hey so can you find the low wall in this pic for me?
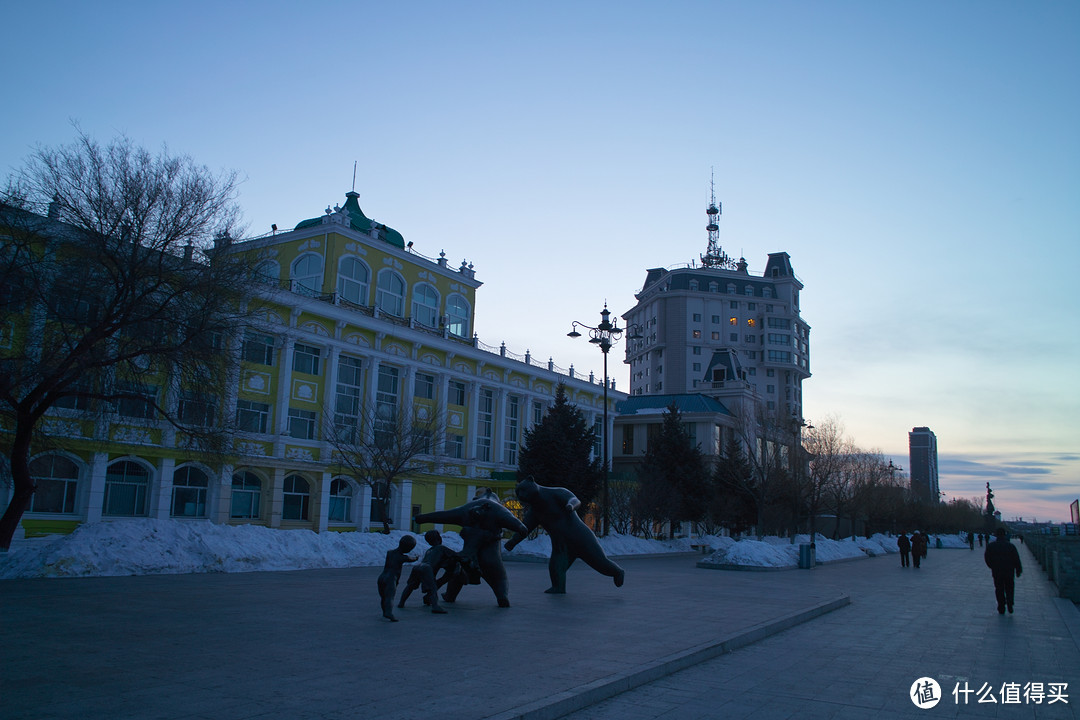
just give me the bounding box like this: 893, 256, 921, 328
1022, 533, 1080, 603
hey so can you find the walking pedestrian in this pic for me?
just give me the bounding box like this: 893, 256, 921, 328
910, 531, 927, 568
984, 527, 1022, 614
897, 533, 911, 567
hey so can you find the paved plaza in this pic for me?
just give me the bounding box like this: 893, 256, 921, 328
1, 542, 1077, 719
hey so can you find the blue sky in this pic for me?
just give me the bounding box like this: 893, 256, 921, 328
3, 1, 1077, 522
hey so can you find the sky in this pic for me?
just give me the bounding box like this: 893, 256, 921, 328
2, 1, 1077, 522
0, 516, 951, 579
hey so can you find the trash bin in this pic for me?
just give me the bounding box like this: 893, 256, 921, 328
799, 543, 816, 569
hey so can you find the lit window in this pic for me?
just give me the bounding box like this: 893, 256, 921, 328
692, 330, 701, 338
729, 317, 737, 326
747, 318, 756, 327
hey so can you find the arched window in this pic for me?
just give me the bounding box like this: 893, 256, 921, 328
411, 283, 440, 328
282, 474, 310, 521
337, 257, 370, 305
447, 294, 470, 338
375, 270, 405, 316
28, 454, 79, 514
254, 260, 279, 285
103, 460, 150, 516
230, 471, 262, 519
329, 478, 353, 523
171, 466, 209, 518
290, 253, 323, 296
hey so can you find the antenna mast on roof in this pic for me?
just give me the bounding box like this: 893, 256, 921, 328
351, 161, 357, 192
700, 168, 736, 269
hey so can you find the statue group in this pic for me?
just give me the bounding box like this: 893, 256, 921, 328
382, 478, 626, 619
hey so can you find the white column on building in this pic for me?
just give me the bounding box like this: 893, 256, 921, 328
275, 336, 297, 437
494, 388, 507, 466
215, 464, 234, 524
84, 452, 109, 523
364, 358, 380, 445
317, 469, 332, 532
360, 483, 373, 532
269, 466, 286, 528
396, 480, 413, 531
466, 381, 480, 461
323, 344, 341, 456
154, 456, 176, 519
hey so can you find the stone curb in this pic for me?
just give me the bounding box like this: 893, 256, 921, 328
483, 593, 851, 720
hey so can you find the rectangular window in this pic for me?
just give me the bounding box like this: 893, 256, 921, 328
768, 317, 790, 329
532, 400, 544, 426
414, 372, 435, 400
446, 433, 464, 459
504, 395, 520, 465
730, 333, 738, 341
334, 356, 363, 444
711, 315, 720, 324
116, 383, 157, 420
767, 350, 792, 363
236, 399, 270, 433
692, 347, 702, 356
178, 392, 217, 427
288, 408, 317, 440
711, 332, 720, 340
746, 335, 756, 343
449, 380, 466, 407
621, 424, 634, 455
375, 366, 399, 447
692, 330, 701, 338
692, 313, 702, 322
767, 333, 791, 345
692, 362, 701, 371
242, 331, 275, 366
730, 301, 739, 309
292, 343, 321, 375
593, 417, 603, 459
729, 317, 738, 325
477, 389, 494, 462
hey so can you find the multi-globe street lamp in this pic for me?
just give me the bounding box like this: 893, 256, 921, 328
568, 304, 640, 536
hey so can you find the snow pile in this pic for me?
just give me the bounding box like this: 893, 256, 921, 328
0, 520, 972, 580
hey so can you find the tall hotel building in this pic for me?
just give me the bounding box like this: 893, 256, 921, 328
612, 196, 810, 469
908, 426, 940, 502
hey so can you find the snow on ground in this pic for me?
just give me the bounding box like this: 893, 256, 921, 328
0, 518, 970, 579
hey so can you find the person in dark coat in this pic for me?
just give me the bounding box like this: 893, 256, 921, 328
897, 533, 911, 567
910, 531, 928, 568
984, 527, 1023, 614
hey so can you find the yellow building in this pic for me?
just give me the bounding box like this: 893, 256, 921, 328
3, 192, 625, 537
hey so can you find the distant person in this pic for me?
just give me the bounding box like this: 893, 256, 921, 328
398, 530, 460, 614
978, 533, 984, 548
377, 535, 417, 622
910, 531, 928, 568
897, 533, 911, 567
984, 528, 1022, 614
968, 532, 975, 550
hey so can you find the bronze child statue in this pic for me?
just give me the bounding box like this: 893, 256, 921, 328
377, 535, 417, 622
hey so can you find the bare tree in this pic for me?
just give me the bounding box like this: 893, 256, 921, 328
0, 131, 250, 549
723, 400, 802, 538
802, 416, 851, 541
323, 398, 442, 534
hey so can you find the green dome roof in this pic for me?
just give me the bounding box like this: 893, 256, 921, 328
294, 191, 405, 249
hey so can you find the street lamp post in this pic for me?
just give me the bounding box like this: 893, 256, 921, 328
568, 304, 640, 536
